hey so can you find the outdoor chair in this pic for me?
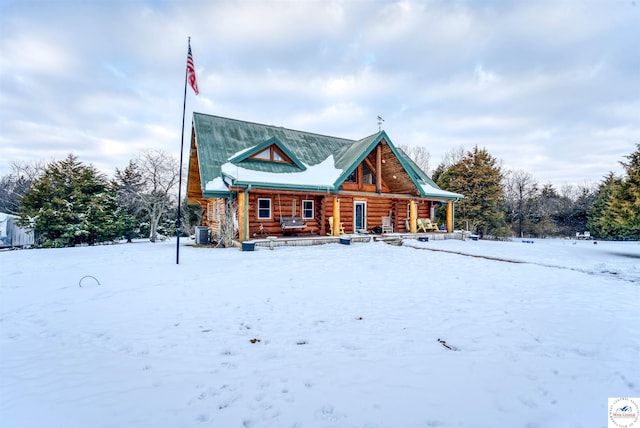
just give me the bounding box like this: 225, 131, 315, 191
417, 218, 438, 232
381, 216, 393, 233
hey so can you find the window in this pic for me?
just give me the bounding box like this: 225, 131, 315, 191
257, 198, 271, 219
346, 170, 357, 182
302, 200, 314, 219
253, 148, 271, 160
250, 145, 291, 164
362, 163, 375, 185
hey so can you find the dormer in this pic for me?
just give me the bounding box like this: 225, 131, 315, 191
229, 137, 306, 172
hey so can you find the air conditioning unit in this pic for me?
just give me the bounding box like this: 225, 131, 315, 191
195, 226, 210, 245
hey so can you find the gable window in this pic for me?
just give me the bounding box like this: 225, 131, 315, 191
362, 163, 376, 185
302, 200, 314, 219
346, 170, 357, 182
254, 148, 271, 160
250, 145, 292, 164
257, 198, 272, 219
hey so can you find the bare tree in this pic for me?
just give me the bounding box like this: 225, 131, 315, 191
503, 169, 539, 237
217, 198, 238, 248
137, 150, 180, 243
440, 145, 466, 169
0, 160, 47, 214
397, 144, 432, 174
431, 145, 466, 184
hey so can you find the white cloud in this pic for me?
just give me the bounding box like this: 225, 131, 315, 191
0, 0, 638, 188
0, 35, 77, 76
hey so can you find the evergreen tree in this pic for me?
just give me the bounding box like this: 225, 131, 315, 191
112, 160, 146, 242
436, 146, 506, 237
572, 183, 597, 233
533, 184, 562, 237
587, 173, 623, 239
18, 154, 127, 247
589, 144, 640, 239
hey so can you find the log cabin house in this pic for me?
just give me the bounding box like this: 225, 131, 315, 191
187, 113, 463, 242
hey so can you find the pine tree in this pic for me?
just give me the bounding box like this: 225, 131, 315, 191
112, 160, 146, 242
19, 154, 127, 247
587, 173, 622, 239
589, 144, 640, 239
533, 184, 562, 237
436, 146, 506, 237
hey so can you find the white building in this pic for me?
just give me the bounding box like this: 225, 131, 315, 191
0, 212, 35, 248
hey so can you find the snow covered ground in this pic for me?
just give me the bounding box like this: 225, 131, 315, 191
1, 237, 638, 428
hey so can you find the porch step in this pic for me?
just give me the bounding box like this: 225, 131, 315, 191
374, 236, 403, 246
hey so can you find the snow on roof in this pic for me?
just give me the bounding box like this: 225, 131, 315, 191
419, 183, 464, 199
204, 177, 228, 192
0, 212, 16, 221
219, 156, 341, 188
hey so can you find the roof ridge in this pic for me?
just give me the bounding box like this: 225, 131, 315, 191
193, 111, 357, 143
356, 131, 384, 142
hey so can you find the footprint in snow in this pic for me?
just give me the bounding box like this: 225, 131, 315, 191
316, 404, 345, 423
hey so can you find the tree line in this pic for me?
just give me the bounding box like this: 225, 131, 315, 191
430, 143, 639, 240
0, 150, 200, 248
1, 144, 638, 247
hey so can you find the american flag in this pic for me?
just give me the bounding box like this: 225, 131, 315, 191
187, 43, 199, 95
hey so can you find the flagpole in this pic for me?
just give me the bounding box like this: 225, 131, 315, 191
176, 36, 190, 265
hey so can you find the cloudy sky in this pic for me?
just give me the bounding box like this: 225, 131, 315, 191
1, 0, 638, 187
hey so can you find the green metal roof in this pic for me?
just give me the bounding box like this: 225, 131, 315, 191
333, 132, 382, 185
191, 112, 462, 200
193, 113, 353, 189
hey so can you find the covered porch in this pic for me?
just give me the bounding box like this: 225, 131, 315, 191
232, 190, 460, 242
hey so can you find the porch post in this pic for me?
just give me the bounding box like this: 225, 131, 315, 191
238, 190, 246, 241
409, 200, 417, 234
446, 201, 453, 233
332, 196, 341, 236
243, 191, 250, 241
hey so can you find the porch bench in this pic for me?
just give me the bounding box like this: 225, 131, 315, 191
280, 217, 307, 231
417, 218, 438, 232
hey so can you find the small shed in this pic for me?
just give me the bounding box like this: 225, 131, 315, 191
0, 213, 35, 248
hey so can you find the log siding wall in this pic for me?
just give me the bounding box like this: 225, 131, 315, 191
197, 192, 439, 238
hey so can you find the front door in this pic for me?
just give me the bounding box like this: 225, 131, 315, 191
354, 201, 366, 232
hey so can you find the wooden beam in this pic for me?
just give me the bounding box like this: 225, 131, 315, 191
238, 191, 245, 241
376, 144, 382, 194
238, 191, 250, 242
409, 200, 417, 233
446, 201, 453, 233
238, 191, 244, 241
332, 197, 341, 236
